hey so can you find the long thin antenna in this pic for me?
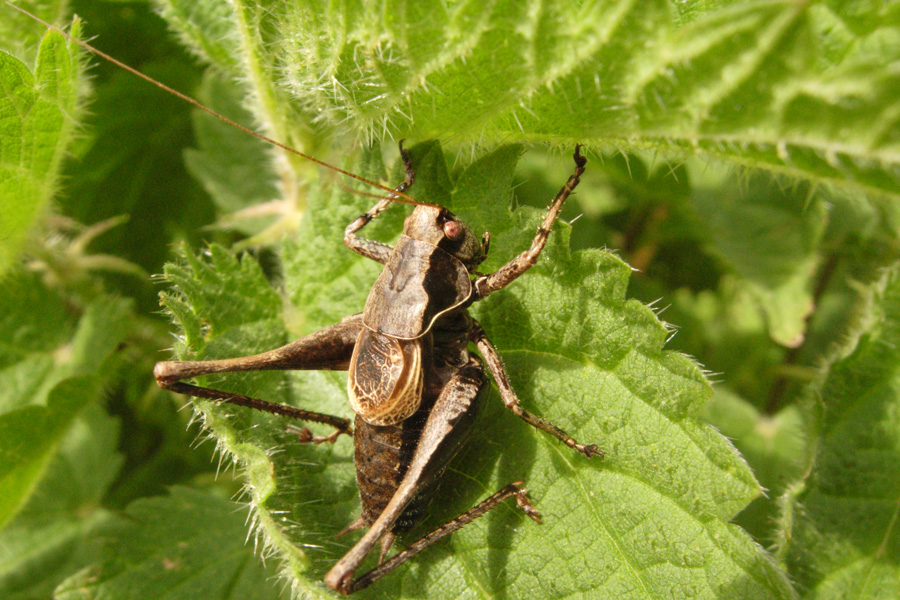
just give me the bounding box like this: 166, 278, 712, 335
7, 1, 435, 207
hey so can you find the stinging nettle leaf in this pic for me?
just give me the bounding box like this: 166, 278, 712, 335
785, 266, 900, 600
3, 2, 896, 598
0, 21, 87, 275
156, 0, 900, 204
0, 403, 123, 600
53, 487, 290, 600
0, 268, 133, 530
158, 144, 794, 599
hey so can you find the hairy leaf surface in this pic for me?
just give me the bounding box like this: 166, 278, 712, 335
157, 0, 900, 200
786, 267, 900, 599
0, 23, 85, 274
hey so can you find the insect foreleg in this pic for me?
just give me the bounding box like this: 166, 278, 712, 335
347, 481, 540, 594
474, 145, 586, 299
154, 314, 365, 438
326, 359, 488, 594
470, 321, 603, 459
344, 142, 416, 264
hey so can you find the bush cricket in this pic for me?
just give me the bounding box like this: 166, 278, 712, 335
154, 143, 600, 593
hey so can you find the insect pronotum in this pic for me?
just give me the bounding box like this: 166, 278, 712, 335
13, 3, 603, 594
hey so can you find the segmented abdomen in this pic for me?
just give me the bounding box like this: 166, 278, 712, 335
354, 413, 428, 532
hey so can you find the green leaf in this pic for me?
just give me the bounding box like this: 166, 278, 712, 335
56, 0, 215, 299
53, 487, 290, 600
182, 72, 280, 237
160, 144, 793, 598
0, 0, 68, 60
785, 266, 900, 599
0, 271, 133, 528
154, 0, 900, 201
5, 2, 895, 599
699, 388, 813, 544
0, 21, 86, 275
693, 173, 828, 348
0, 403, 122, 599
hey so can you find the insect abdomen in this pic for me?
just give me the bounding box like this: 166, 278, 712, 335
354, 414, 425, 531
354, 356, 489, 534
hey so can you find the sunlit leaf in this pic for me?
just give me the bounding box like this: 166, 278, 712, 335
160, 144, 793, 599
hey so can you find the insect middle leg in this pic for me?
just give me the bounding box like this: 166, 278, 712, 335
154, 314, 365, 440
471, 321, 603, 459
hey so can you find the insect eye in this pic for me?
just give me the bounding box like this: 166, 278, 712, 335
443, 220, 464, 241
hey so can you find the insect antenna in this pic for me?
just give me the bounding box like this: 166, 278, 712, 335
8, 1, 440, 209
334, 178, 406, 201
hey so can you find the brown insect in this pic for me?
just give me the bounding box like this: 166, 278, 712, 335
153, 143, 600, 593
13, 4, 603, 594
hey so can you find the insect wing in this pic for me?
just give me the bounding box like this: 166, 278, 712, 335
348, 329, 424, 425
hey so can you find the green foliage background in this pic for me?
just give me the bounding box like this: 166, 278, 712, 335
1, 1, 899, 599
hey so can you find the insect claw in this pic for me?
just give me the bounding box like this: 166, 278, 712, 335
336, 517, 367, 538
579, 443, 604, 459
573, 144, 587, 168
289, 426, 314, 443
512, 483, 542, 523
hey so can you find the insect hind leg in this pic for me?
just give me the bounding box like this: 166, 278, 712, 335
161, 380, 352, 438
154, 315, 365, 439
326, 358, 488, 593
